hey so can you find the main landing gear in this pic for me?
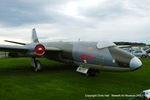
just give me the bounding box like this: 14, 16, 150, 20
31, 57, 42, 72
76, 66, 99, 77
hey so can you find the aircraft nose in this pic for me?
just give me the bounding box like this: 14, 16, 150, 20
130, 57, 142, 70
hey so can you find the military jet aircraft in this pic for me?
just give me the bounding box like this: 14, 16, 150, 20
0, 29, 142, 76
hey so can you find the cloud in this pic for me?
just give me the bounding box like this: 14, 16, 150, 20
0, 0, 150, 44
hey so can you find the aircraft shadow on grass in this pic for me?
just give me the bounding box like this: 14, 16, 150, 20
1, 64, 76, 72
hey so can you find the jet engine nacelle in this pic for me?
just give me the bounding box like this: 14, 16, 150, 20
34, 44, 45, 56
26, 43, 46, 56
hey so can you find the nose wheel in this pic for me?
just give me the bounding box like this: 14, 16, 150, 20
86, 69, 99, 77
76, 66, 99, 77
31, 58, 42, 72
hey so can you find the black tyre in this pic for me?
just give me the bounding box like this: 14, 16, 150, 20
31, 60, 42, 72
86, 69, 99, 77
35, 60, 42, 72
141, 55, 145, 58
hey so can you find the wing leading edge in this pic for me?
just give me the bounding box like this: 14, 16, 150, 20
0, 45, 28, 52
0, 44, 61, 55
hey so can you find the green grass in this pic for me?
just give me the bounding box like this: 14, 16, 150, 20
0, 57, 150, 100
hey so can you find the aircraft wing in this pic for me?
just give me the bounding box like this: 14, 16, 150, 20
0, 44, 61, 56
0, 29, 62, 56
46, 47, 61, 51
0, 45, 61, 51
0, 45, 29, 52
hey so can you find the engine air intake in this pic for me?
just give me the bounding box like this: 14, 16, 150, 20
35, 44, 45, 55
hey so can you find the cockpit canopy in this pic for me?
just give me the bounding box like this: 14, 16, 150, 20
97, 41, 116, 49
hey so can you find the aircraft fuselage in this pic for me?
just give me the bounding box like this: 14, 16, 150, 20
43, 41, 142, 72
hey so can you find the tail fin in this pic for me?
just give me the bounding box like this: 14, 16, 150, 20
32, 28, 39, 43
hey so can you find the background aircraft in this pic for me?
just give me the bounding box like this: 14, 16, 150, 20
0, 29, 142, 76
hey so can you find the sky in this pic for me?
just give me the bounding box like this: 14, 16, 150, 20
0, 0, 150, 44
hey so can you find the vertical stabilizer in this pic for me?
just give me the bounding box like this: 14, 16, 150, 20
32, 28, 39, 43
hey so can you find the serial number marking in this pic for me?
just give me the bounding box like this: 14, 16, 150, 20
82, 54, 94, 60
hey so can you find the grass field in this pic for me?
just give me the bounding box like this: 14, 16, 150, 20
0, 57, 149, 100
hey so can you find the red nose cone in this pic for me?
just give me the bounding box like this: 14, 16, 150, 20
35, 44, 45, 55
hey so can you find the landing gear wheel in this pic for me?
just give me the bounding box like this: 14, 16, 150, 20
31, 58, 42, 72
86, 69, 99, 77
141, 55, 147, 58
141, 55, 144, 58
34, 60, 42, 72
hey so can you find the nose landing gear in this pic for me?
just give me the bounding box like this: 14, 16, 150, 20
76, 65, 99, 77
86, 69, 99, 77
